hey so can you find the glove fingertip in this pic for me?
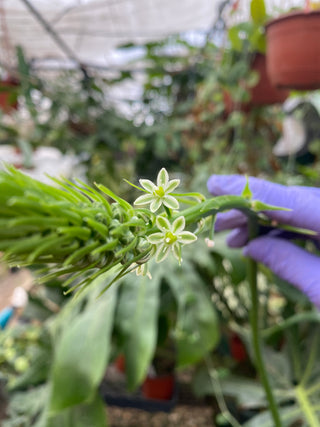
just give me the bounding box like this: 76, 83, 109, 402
226, 227, 248, 248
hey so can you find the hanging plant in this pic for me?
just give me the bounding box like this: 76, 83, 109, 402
222, 0, 288, 113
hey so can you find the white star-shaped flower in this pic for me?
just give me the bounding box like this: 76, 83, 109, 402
147, 215, 197, 264
134, 168, 180, 213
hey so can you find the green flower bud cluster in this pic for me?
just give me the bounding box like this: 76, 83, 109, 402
0, 166, 153, 292
0, 324, 43, 388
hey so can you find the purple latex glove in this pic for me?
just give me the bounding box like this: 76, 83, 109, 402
207, 175, 320, 308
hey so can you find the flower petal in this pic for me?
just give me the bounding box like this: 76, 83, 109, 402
135, 263, 151, 278
139, 179, 156, 193
172, 243, 182, 264
147, 232, 164, 244
156, 215, 171, 232
150, 198, 162, 212
165, 179, 180, 193
134, 193, 154, 206
157, 168, 169, 188
163, 195, 179, 210
155, 244, 171, 263
172, 216, 185, 234
177, 231, 197, 244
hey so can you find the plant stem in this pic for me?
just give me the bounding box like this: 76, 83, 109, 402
300, 330, 320, 387
205, 357, 242, 427
295, 385, 320, 427
247, 218, 282, 427
306, 381, 320, 397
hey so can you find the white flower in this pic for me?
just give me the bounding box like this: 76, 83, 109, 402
134, 168, 180, 213
148, 216, 197, 264
132, 262, 152, 279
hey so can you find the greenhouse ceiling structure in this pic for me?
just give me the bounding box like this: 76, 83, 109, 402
0, 0, 305, 72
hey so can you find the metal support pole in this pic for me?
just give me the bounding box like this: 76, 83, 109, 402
19, 0, 82, 68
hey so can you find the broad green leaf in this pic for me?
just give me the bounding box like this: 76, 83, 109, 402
48, 393, 107, 427
167, 265, 219, 366
250, 0, 267, 25
50, 272, 118, 413
115, 271, 161, 390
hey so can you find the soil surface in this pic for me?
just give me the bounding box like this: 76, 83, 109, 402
103, 366, 216, 427
108, 405, 214, 427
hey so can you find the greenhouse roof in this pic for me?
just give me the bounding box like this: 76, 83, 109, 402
0, 0, 305, 71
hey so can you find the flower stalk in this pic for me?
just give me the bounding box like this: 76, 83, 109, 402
247, 217, 282, 427
0, 166, 303, 297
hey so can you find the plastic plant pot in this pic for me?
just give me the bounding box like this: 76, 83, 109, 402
142, 374, 175, 401
249, 53, 289, 105
224, 54, 289, 114
266, 10, 320, 90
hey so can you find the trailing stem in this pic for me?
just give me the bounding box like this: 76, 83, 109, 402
247, 218, 282, 427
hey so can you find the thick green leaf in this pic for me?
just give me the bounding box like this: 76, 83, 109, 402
167, 265, 219, 366
48, 393, 107, 427
250, 0, 267, 25
116, 271, 161, 390
50, 272, 118, 413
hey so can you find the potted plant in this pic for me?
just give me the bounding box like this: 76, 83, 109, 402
265, 5, 320, 90
141, 343, 176, 401
222, 0, 288, 113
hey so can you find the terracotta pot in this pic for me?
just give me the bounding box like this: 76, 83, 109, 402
224, 54, 288, 113
0, 78, 19, 113
266, 10, 320, 90
142, 374, 175, 400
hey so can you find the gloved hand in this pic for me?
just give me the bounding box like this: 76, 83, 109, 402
207, 175, 320, 309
